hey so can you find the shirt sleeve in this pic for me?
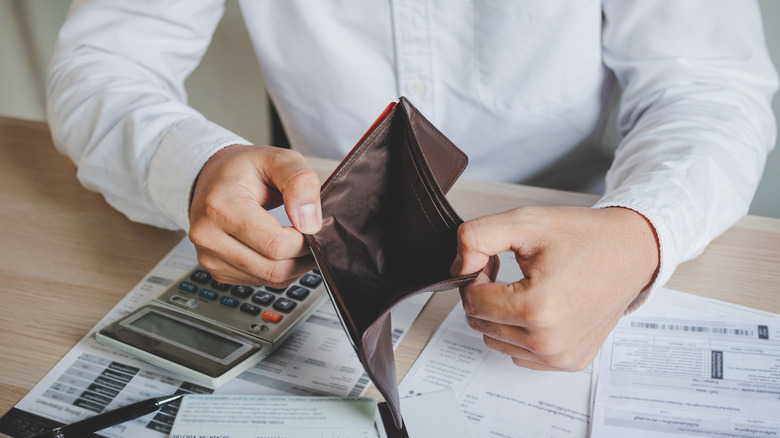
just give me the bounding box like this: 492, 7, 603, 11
47, 0, 251, 231
596, 0, 778, 309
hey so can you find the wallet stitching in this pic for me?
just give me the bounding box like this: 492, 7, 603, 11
409, 112, 467, 191
406, 169, 439, 232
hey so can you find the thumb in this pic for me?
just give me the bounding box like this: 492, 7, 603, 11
452, 212, 530, 276
264, 151, 323, 234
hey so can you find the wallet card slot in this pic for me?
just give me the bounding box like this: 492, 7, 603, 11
378, 129, 460, 295
403, 123, 462, 229
399, 97, 469, 193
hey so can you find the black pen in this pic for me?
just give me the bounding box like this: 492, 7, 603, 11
28, 393, 184, 438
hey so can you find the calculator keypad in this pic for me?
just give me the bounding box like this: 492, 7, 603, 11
230, 285, 253, 298
155, 266, 326, 341
272, 298, 296, 313
251, 291, 275, 306
286, 286, 310, 300
190, 270, 212, 284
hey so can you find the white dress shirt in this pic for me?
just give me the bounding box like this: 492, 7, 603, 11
47, 0, 777, 301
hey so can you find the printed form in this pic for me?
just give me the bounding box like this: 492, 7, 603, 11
6, 210, 780, 437
168, 390, 473, 438
399, 251, 780, 438
2, 208, 430, 438
169, 395, 378, 438
399, 251, 593, 438
591, 292, 780, 437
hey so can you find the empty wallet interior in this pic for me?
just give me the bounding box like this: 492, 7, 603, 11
305, 97, 477, 429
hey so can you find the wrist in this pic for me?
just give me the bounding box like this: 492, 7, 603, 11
603, 206, 661, 293
190, 144, 250, 208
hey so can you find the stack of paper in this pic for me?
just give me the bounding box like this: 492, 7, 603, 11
399, 251, 780, 438
591, 290, 780, 437
168, 390, 474, 438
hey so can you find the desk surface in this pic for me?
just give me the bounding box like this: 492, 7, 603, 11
2, 115, 779, 424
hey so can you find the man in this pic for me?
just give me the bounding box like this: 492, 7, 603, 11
47, 1, 777, 372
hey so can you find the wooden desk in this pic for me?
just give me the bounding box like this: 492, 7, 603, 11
2, 116, 779, 428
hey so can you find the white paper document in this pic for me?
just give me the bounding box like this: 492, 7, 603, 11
8, 211, 780, 438
4, 209, 431, 438
389, 390, 473, 438
399, 304, 592, 438
591, 312, 780, 437
399, 251, 592, 438
399, 251, 780, 438
169, 395, 378, 438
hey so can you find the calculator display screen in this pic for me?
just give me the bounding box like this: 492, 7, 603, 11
129, 311, 243, 360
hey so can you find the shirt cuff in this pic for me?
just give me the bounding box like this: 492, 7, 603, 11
148, 116, 252, 231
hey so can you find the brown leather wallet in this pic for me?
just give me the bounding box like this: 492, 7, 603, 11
305, 97, 478, 430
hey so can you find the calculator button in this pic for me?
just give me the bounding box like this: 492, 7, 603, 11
210, 280, 232, 291
251, 291, 275, 306
312, 267, 320, 274
178, 282, 198, 294
230, 285, 253, 298
170, 296, 199, 309
272, 298, 296, 313
240, 303, 261, 315
219, 296, 239, 308
299, 273, 322, 288
286, 286, 310, 301
261, 310, 283, 323
198, 289, 218, 301
264, 285, 287, 293
190, 270, 212, 284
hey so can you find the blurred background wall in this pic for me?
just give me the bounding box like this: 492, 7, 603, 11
1, 0, 777, 217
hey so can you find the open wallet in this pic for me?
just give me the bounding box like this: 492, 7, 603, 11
304, 97, 481, 430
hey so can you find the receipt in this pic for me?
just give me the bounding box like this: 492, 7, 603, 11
169, 395, 378, 438
591, 314, 780, 437
3, 208, 430, 438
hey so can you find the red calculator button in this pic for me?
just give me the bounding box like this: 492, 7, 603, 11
261, 310, 283, 323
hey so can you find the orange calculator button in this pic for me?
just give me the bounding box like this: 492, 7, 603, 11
261, 310, 283, 323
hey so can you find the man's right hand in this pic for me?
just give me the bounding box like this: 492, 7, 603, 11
188, 145, 323, 288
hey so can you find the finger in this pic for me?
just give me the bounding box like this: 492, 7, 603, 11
261, 149, 323, 234
450, 252, 501, 280
507, 342, 596, 373
481, 335, 560, 370
478, 322, 598, 372
196, 242, 315, 288
195, 250, 265, 286
191, 220, 312, 284
454, 212, 531, 276
220, 197, 311, 260
509, 357, 561, 372
483, 334, 586, 372
466, 314, 529, 346
459, 271, 532, 325
485, 254, 500, 282
467, 314, 568, 358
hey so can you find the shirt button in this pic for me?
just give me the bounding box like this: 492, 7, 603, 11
411, 80, 427, 95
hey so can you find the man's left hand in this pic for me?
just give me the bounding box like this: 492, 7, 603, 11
451, 206, 660, 371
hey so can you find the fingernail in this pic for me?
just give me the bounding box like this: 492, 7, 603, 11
297, 203, 322, 234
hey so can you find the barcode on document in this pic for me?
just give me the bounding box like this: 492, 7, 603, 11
630, 322, 754, 337
349, 374, 371, 397
348, 328, 406, 396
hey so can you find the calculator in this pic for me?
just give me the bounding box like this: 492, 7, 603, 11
97, 265, 327, 387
